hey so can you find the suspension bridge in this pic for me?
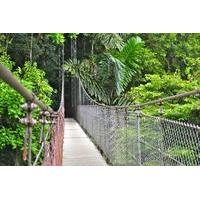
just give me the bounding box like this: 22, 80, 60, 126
0, 63, 200, 166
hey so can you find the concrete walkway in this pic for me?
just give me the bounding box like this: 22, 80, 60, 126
63, 118, 107, 166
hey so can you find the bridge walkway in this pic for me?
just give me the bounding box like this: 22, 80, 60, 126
63, 118, 107, 166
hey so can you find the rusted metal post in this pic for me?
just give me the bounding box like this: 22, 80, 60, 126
135, 106, 142, 166
124, 107, 128, 165
20, 102, 37, 166
39, 111, 50, 143
158, 100, 164, 166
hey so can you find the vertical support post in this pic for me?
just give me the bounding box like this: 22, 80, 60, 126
107, 108, 111, 160
39, 113, 45, 143
27, 115, 32, 166
20, 102, 37, 166
103, 107, 106, 154
158, 101, 164, 166
39, 111, 50, 143
135, 107, 142, 166
102, 107, 107, 153
96, 106, 100, 145
197, 92, 200, 165
27, 102, 35, 166
71, 78, 74, 116
124, 107, 128, 165
78, 79, 81, 106
115, 108, 120, 165
115, 108, 120, 128
99, 108, 102, 149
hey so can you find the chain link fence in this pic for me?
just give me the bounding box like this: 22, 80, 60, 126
72, 77, 200, 166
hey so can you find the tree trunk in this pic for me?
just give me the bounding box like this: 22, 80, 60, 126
14, 148, 20, 166
91, 40, 94, 55
30, 33, 33, 62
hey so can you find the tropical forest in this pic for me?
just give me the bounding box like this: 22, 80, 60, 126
0, 33, 199, 166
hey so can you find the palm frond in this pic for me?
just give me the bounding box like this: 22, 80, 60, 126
64, 35, 144, 106
113, 95, 133, 106
120, 36, 144, 65
93, 33, 124, 50
65, 58, 111, 104
98, 53, 134, 96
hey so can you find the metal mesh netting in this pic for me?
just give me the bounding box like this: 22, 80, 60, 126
43, 105, 64, 166
72, 77, 200, 166
43, 70, 65, 166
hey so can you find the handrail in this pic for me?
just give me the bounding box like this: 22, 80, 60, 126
132, 89, 200, 109
0, 63, 53, 113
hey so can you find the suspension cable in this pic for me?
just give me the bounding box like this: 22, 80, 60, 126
77, 74, 200, 109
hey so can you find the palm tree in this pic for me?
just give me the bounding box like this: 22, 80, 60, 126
65, 34, 144, 105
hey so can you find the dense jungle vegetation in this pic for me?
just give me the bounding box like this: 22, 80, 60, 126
0, 33, 199, 165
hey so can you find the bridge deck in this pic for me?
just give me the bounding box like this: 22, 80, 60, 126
62, 118, 107, 166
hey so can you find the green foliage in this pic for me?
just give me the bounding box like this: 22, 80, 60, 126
140, 48, 164, 77
128, 73, 199, 121
0, 52, 14, 70
69, 33, 79, 40
167, 147, 196, 161
113, 95, 132, 106
0, 51, 53, 164
108, 36, 144, 94
17, 61, 53, 105
0, 33, 200, 165
65, 59, 111, 104
65, 35, 144, 104
5, 33, 62, 109
0, 34, 13, 53
138, 33, 200, 76
65, 33, 200, 120
48, 33, 65, 45
98, 53, 128, 96
93, 33, 124, 50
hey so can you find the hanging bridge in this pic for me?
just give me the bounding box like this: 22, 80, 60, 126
0, 63, 200, 166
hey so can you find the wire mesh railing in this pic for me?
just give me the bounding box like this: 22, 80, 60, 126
0, 63, 65, 166
42, 69, 65, 166
72, 77, 200, 166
